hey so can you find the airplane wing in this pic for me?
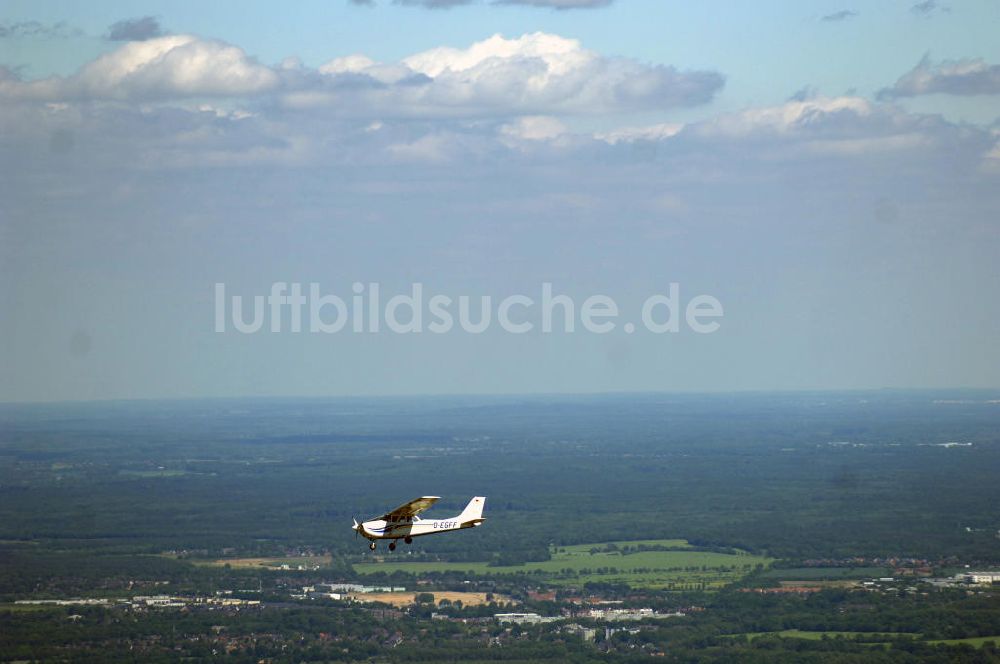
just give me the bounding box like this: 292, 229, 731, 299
381, 496, 440, 520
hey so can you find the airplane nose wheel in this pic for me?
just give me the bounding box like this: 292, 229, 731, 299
404, 537, 412, 544
388, 542, 396, 551
369, 541, 376, 551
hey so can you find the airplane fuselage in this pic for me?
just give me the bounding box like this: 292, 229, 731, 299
358, 516, 481, 540
353, 496, 486, 551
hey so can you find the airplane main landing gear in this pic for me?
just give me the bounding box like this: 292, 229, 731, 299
369, 541, 376, 551
404, 536, 413, 544
388, 542, 397, 551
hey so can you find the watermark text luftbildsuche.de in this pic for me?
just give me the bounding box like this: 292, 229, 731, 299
214, 282, 723, 335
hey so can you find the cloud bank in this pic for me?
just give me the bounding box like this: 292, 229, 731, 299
880, 56, 1000, 98
2, 30, 994, 172
0, 32, 723, 116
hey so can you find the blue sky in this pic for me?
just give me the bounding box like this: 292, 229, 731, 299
1, 1, 999, 401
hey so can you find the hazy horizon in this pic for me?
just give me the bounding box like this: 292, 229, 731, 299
4, 385, 1000, 408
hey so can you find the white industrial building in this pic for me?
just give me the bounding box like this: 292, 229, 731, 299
495, 612, 558, 625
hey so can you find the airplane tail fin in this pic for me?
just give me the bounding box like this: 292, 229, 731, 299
458, 496, 486, 527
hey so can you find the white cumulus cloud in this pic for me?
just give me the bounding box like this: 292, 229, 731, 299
1, 31, 722, 119
0, 35, 279, 101
500, 115, 567, 141
593, 95, 977, 162
691, 96, 876, 139
880, 56, 1000, 98
307, 32, 723, 116
595, 122, 683, 144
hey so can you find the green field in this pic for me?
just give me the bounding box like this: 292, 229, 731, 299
926, 636, 1000, 648
356, 539, 772, 589
0, 604, 65, 613
731, 630, 917, 642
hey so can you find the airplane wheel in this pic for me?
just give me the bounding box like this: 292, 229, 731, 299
369, 541, 376, 551
388, 542, 396, 551
404, 536, 412, 544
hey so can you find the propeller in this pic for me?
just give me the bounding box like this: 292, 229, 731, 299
353, 518, 361, 539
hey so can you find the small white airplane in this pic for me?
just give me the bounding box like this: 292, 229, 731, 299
353, 496, 486, 551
